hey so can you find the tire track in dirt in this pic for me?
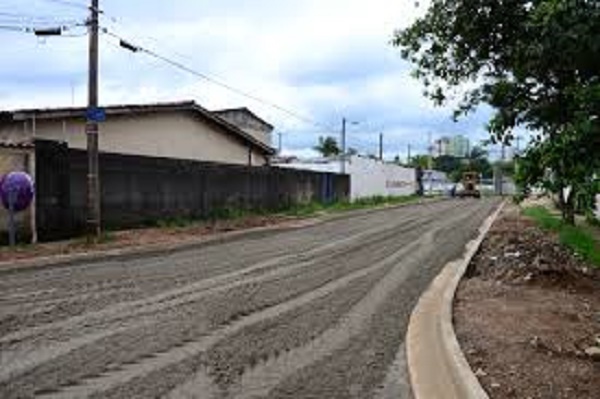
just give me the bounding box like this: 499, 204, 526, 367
0, 213, 432, 396
0, 199, 499, 399
265, 201, 498, 399
36, 238, 412, 399
0, 215, 422, 350
78, 204, 489, 399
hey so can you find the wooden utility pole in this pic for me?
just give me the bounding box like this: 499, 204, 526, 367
379, 133, 383, 161
87, 0, 101, 241
407, 144, 411, 164
428, 132, 433, 195
277, 132, 283, 154
341, 118, 347, 174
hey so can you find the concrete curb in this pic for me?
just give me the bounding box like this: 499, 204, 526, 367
0, 197, 446, 275
406, 200, 506, 399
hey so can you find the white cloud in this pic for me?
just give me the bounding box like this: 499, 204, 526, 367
0, 0, 491, 156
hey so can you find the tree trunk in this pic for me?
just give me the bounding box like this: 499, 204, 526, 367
562, 189, 576, 226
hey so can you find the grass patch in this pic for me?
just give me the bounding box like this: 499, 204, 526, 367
281, 195, 422, 217
147, 196, 425, 222
523, 206, 600, 267
522, 206, 563, 230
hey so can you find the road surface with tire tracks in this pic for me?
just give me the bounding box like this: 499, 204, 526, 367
0, 198, 499, 399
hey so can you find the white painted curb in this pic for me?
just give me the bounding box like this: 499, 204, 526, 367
407, 201, 506, 399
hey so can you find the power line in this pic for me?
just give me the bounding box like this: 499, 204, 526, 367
0, 7, 88, 30
0, 11, 73, 21
102, 29, 340, 134
95, 9, 358, 137
0, 24, 28, 31
0, 20, 86, 35
40, 0, 89, 10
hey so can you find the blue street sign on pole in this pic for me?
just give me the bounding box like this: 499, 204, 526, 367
86, 107, 106, 123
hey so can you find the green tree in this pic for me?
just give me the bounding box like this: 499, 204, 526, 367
313, 136, 341, 157
409, 155, 430, 169
433, 146, 492, 182
467, 147, 493, 179
516, 131, 599, 224
394, 0, 600, 224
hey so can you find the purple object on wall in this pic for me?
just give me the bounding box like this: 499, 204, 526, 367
0, 172, 35, 212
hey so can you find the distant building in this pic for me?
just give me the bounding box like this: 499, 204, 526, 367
435, 137, 451, 156
275, 155, 449, 200
213, 107, 274, 148
447, 135, 470, 158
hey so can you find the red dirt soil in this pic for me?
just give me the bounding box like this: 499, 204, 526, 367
455, 204, 600, 399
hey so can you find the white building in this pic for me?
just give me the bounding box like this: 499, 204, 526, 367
276, 156, 448, 200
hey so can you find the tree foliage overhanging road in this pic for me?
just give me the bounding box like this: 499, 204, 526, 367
394, 0, 600, 224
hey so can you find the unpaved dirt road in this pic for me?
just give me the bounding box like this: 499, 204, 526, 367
0, 199, 499, 399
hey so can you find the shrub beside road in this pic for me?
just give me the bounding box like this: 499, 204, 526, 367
523, 206, 600, 268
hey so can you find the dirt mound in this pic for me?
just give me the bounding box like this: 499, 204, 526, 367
456, 204, 600, 399
466, 208, 600, 292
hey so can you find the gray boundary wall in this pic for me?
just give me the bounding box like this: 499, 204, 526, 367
35, 140, 349, 241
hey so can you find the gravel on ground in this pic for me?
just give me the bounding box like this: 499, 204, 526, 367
0, 199, 499, 399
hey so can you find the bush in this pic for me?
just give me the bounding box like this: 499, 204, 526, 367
523, 206, 600, 267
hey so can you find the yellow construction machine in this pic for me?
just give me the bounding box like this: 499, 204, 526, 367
457, 172, 481, 198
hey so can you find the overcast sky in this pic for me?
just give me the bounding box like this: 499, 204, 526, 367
0, 0, 504, 160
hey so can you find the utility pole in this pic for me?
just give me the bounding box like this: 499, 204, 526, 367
87, 0, 101, 241
341, 118, 347, 174
379, 133, 384, 161
500, 142, 506, 196
428, 132, 434, 194
516, 136, 522, 155
277, 132, 283, 154
407, 144, 411, 165
427, 132, 433, 170
514, 136, 522, 183
466, 139, 471, 159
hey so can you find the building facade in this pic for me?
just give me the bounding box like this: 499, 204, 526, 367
213, 107, 274, 148
0, 101, 275, 167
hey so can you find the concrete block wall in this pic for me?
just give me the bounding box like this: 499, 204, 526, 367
34, 140, 349, 241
